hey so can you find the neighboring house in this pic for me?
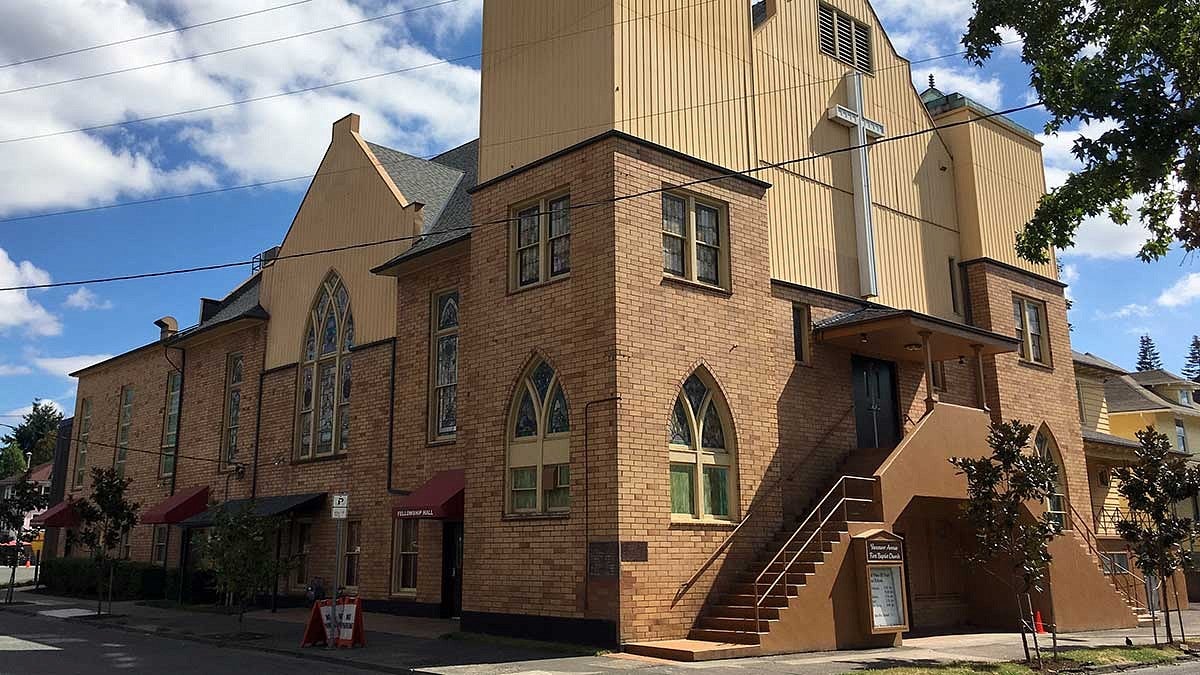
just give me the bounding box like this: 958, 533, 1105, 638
40, 0, 1151, 657
0, 462, 55, 557
1108, 370, 1200, 456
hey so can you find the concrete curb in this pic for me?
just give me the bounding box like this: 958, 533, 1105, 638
3, 602, 423, 675
1047, 653, 1198, 674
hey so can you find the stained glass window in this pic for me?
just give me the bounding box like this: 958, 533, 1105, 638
432, 291, 459, 438
661, 193, 726, 288
508, 359, 571, 512
513, 194, 571, 288
669, 370, 734, 519
298, 272, 354, 458
224, 353, 243, 466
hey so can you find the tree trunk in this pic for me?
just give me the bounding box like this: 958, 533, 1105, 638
1015, 590, 1031, 662
1162, 579, 1174, 643
107, 561, 114, 615
96, 560, 103, 616
6, 559, 16, 604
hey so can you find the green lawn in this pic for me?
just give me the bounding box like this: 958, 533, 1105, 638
846, 645, 1183, 675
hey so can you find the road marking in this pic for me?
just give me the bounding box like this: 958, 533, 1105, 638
0, 636, 61, 651
38, 608, 96, 618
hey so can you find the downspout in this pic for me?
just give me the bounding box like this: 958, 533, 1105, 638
251, 347, 267, 498
385, 338, 403, 495
582, 396, 620, 613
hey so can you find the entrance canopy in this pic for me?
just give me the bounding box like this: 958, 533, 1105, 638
142, 486, 210, 525
393, 469, 464, 520
815, 308, 1018, 363
32, 499, 80, 528
180, 492, 325, 528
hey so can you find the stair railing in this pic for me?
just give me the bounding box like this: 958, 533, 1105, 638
751, 475, 878, 634
1068, 501, 1149, 613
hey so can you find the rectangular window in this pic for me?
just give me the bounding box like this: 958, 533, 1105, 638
74, 399, 92, 489
510, 466, 537, 512
670, 463, 696, 516
120, 531, 131, 560
1177, 419, 1189, 454
222, 354, 243, 467
543, 464, 570, 511
703, 466, 730, 518
151, 525, 168, 564
1013, 296, 1050, 365
115, 387, 133, 478
792, 303, 811, 364
818, 4, 872, 72
661, 192, 729, 290
391, 519, 419, 594
1102, 551, 1131, 575
948, 257, 961, 315
431, 291, 459, 440
291, 522, 312, 588
160, 371, 181, 477
931, 361, 947, 392
512, 194, 570, 289
343, 521, 361, 588
1180, 390, 1193, 406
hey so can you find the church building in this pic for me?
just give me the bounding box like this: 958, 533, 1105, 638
39, 0, 1155, 659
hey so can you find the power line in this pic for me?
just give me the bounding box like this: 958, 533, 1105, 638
0, 422, 228, 467
0, 98, 1044, 293
0, 0, 463, 97
0, 0, 315, 70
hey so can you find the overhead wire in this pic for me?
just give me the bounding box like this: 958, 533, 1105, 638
0, 98, 1044, 293
0, 422, 226, 467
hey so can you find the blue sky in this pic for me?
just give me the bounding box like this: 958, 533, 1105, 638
0, 0, 1196, 423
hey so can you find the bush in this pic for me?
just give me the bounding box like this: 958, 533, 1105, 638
41, 558, 168, 600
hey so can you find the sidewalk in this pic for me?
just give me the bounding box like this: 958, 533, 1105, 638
2, 586, 1197, 674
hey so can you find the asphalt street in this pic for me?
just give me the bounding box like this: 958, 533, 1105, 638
0, 610, 372, 674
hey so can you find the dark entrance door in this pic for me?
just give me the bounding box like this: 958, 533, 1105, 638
852, 356, 900, 450
441, 521, 464, 618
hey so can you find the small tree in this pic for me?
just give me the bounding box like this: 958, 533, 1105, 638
952, 420, 1063, 662
200, 502, 282, 629
1137, 335, 1165, 372
0, 443, 26, 480
71, 468, 139, 615
1113, 427, 1200, 643
1183, 336, 1200, 386
0, 473, 48, 603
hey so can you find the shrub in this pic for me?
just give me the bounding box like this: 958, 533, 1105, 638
41, 558, 167, 600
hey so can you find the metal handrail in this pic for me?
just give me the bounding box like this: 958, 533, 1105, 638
677, 405, 857, 595
751, 475, 877, 631
1068, 502, 1149, 612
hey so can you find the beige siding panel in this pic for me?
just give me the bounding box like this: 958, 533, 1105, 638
751, 0, 961, 308
259, 120, 414, 369
613, 0, 754, 172
478, 0, 616, 183
1076, 375, 1111, 435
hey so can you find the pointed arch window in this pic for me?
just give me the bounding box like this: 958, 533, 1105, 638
297, 272, 354, 459
507, 359, 570, 514
1036, 430, 1068, 529
670, 372, 736, 520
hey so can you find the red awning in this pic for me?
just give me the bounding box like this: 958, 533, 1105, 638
393, 469, 464, 519
141, 486, 210, 525
32, 499, 80, 528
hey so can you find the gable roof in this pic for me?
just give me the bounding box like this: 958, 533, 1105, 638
1106, 374, 1200, 417
169, 271, 268, 344
1130, 369, 1199, 389
365, 141, 467, 233
371, 139, 479, 272
1073, 350, 1128, 376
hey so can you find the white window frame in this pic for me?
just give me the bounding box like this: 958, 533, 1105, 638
391, 519, 419, 595
1176, 418, 1189, 454
115, 387, 133, 479
342, 520, 362, 590
510, 192, 571, 290
151, 524, 168, 564
1013, 295, 1050, 365
661, 192, 731, 290
506, 360, 571, 515
669, 372, 737, 522
222, 353, 243, 469
160, 371, 181, 478
290, 521, 312, 590
73, 399, 91, 489
430, 289, 460, 441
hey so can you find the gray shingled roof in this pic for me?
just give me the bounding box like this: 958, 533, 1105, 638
366, 141, 466, 234
1105, 374, 1200, 417
1082, 428, 1140, 449
170, 272, 267, 344
1130, 369, 1198, 388
812, 307, 904, 330
371, 139, 478, 271
1073, 350, 1128, 375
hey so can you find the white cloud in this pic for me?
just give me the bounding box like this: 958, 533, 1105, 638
63, 287, 113, 310
1060, 263, 1080, 284
1157, 273, 1200, 308
0, 0, 483, 216
916, 66, 1004, 109
1094, 303, 1153, 320
0, 247, 61, 336
32, 354, 114, 378
0, 364, 32, 376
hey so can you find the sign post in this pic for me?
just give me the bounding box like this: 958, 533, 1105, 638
329, 493, 349, 647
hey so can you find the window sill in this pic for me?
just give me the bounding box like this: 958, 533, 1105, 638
509, 273, 570, 296
670, 515, 737, 528
502, 511, 570, 522
1016, 358, 1054, 373
292, 452, 349, 466
390, 590, 417, 599
427, 437, 457, 448
660, 274, 731, 297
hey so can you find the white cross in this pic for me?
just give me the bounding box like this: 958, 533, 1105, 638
827, 71, 885, 299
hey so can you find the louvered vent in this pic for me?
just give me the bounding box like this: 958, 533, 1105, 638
853, 21, 872, 72
817, 5, 836, 57
835, 14, 854, 63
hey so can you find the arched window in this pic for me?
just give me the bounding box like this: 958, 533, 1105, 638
507, 359, 570, 513
297, 272, 354, 459
669, 371, 735, 519
1036, 429, 1067, 529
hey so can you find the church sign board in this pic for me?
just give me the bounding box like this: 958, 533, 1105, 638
853, 530, 909, 636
